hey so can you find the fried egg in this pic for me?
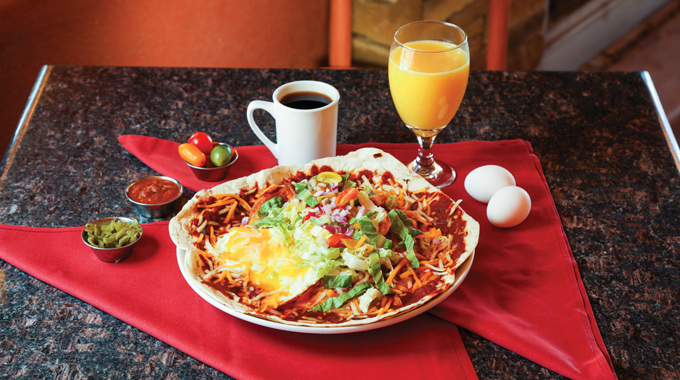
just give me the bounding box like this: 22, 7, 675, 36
209, 226, 326, 307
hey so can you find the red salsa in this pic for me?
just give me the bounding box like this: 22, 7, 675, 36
128, 178, 180, 204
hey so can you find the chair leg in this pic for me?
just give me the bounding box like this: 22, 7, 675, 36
487, 0, 510, 70
329, 0, 352, 68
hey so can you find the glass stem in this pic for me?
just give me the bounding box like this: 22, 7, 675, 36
415, 134, 437, 168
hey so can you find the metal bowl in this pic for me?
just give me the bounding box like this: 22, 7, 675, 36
125, 176, 183, 218
82, 217, 143, 263
184, 143, 238, 182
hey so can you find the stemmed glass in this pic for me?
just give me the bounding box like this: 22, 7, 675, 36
388, 21, 470, 188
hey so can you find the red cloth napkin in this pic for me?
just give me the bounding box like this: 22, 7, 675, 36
0, 223, 477, 380
425, 140, 617, 380
119, 135, 279, 192
119, 135, 617, 379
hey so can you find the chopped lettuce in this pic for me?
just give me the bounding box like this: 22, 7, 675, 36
388, 209, 422, 268
323, 275, 353, 289
378, 247, 400, 264
294, 181, 319, 207
293, 182, 307, 193
312, 282, 372, 312
385, 194, 398, 209
382, 239, 393, 250
257, 196, 283, 217
352, 211, 387, 248
368, 253, 391, 295
280, 198, 306, 225
252, 216, 285, 229
310, 214, 332, 226
358, 288, 382, 313
341, 172, 357, 190
341, 251, 369, 271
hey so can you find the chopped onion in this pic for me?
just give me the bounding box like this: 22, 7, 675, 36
323, 225, 339, 234
355, 205, 366, 219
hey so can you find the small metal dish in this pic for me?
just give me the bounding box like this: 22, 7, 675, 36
82, 217, 143, 263
125, 176, 183, 218
184, 143, 239, 182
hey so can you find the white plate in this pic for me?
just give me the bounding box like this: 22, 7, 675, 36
176, 247, 474, 334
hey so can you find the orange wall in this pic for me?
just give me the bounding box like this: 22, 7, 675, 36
0, 0, 330, 156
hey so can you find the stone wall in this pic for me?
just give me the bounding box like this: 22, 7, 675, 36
352, 0, 547, 70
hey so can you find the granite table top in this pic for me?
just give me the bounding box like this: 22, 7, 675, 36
1, 66, 678, 379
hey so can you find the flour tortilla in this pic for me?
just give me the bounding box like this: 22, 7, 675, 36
169, 148, 479, 327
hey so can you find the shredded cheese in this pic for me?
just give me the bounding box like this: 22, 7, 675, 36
354, 235, 367, 249
196, 219, 208, 233
406, 267, 422, 289
350, 298, 360, 315
386, 259, 408, 285
449, 199, 463, 215
257, 183, 277, 197
225, 200, 238, 223
376, 297, 393, 317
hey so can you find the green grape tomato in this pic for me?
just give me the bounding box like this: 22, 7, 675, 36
210, 145, 232, 167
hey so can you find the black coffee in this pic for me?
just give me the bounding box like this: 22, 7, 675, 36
280, 91, 332, 110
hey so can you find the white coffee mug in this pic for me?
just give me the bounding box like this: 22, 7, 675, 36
246, 80, 339, 166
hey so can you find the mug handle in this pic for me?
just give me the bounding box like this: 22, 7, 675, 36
246, 100, 278, 159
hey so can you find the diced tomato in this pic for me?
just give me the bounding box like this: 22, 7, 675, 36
335, 187, 359, 207
327, 233, 350, 248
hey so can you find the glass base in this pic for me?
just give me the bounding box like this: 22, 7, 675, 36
408, 159, 456, 188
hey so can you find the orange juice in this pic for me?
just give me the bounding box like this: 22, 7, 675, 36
388, 40, 469, 133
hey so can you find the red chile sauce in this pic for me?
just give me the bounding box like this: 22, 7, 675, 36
191, 166, 469, 323
128, 178, 180, 204
428, 195, 467, 263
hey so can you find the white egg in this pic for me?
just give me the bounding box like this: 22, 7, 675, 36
464, 165, 516, 203
486, 186, 531, 228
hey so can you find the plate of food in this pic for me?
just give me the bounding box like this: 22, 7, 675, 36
170, 148, 479, 333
